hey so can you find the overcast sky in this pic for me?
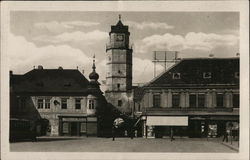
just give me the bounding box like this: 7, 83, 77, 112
9, 11, 239, 87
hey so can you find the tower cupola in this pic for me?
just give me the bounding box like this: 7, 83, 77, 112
89, 55, 99, 81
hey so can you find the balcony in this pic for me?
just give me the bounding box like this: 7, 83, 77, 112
106, 43, 133, 51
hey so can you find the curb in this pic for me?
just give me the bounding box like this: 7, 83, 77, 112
220, 142, 239, 152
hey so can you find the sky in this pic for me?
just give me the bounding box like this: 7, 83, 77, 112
9, 11, 239, 89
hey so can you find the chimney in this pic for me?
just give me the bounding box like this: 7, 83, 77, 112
38, 65, 43, 70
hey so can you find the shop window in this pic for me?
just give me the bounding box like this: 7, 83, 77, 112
172, 73, 181, 79
216, 94, 224, 107
172, 94, 180, 107
118, 100, 122, 107
80, 122, 86, 133
75, 98, 81, 109
233, 94, 239, 108
63, 122, 69, 133
89, 100, 95, 109
45, 99, 50, 109
203, 72, 212, 79
37, 99, 43, 109
153, 94, 161, 108
61, 98, 68, 109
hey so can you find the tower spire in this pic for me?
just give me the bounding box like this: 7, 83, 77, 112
119, 14, 121, 21
92, 54, 96, 71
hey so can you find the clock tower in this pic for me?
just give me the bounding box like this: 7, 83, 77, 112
105, 15, 133, 113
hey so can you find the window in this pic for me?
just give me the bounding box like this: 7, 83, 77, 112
37, 99, 43, 109
138, 104, 141, 112
172, 94, 180, 107
75, 98, 81, 109
234, 72, 239, 79
45, 99, 50, 109
61, 98, 67, 109
172, 73, 181, 79
118, 70, 121, 74
118, 100, 122, 107
153, 94, 161, 108
203, 72, 212, 79
216, 94, 224, 107
198, 94, 205, 107
89, 100, 95, 109
117, 83, 120, 90
233, 94, 239, 108
189, 94, 196, 107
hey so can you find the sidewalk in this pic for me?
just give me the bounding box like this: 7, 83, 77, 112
220, 141, 239, 152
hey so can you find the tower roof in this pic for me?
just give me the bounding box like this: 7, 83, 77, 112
110, 15, 129, 34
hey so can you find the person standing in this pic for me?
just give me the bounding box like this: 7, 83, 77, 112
222, 129, 229, 142
170, 127, 175, 141
112, 125, 115, 141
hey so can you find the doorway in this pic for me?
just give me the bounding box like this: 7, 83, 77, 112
71, 122, 78, 136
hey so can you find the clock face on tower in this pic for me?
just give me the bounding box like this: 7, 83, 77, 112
116, 34, 124, 41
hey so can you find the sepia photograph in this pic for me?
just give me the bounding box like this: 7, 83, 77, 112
1, 1, 249, 160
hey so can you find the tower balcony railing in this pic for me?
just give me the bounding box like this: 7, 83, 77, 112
144, 107, 233, 112
106, 43, 133, 51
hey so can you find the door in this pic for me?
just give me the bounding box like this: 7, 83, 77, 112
71, 122, 78, 136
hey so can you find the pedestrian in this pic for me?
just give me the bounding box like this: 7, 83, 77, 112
130, 127, 134, 139
112, 125, 115, 141
170, 127, 175, 141
222, 129, 229, 142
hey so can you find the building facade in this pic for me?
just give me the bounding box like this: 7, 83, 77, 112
133, 58, 239, 138
105, 15, 133, 114
10, 59, 105, 136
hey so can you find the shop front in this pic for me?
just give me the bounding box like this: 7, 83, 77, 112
58, 116, 97, 136
143, 116, 189, 138
142, 115, 239, 139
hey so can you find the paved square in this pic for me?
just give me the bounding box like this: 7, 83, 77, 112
10, 137, 238, 152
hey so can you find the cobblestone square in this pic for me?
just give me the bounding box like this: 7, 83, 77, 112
10, 137, 238, 152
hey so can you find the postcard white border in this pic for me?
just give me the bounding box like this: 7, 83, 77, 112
1, 1, 249, 160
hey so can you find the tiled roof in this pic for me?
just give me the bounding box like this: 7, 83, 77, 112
147, 58, 239, 87
11, 69, 90, 94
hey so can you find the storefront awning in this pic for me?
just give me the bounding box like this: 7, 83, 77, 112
146, 116, 188, 126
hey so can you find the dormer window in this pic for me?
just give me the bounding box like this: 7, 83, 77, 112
203, 72, 212, 79
234, 72, 239, 79
172, 73, 181, 79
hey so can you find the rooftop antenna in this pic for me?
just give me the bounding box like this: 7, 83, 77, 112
152, 51, 179, 77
